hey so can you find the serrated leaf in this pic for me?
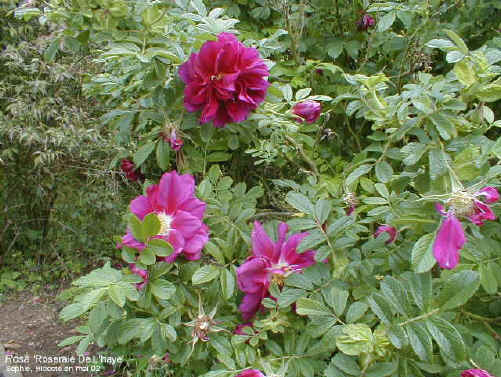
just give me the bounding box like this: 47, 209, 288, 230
286, 192, 314, 214
480, 263, 498, 294
151, 279, 176, 300
346, 302, 368, 323
336, 324, 374, 356
425, 316, 466, 361
401, 143, 426, 166
454, 60, 476, 86
368, 293, 393, 324
346, 164, 372, 186
428, 149, 448, 180
60, 303, 87, 321
314, 199, 332, 224
476, 84, 501, 102
161, 323, 177, 342
296, 298, 332, 316
411, 234, 436, 273
444, 29, 468, 54
133, 142, 156, 167
426, 39, 455, 49
406, 322, 432, 361
139, 248, 156, 265
407, 272, 432, 312
375, 161, 393, 183
278, 288, 305, 307
380, 277, 408, 316
143, 213, 161, 238
377, 12, 396, 32
438, 270, 480, 310
296, 88, 312, 100
108, 285, 126, 307
147, 238, 174, 257
220, 269, 235, 300
192, 265, 220, 285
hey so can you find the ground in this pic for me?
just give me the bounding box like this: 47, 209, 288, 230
0, 291, 109, 377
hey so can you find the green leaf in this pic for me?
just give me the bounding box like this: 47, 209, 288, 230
331, 353, 361, 375
296, 88, 312, 100
444, 29, 469, 54
377, 12, 396, 32
426, 39, 455, 49
411, 234, 436, 273
150, 279, 176, 300
407, 272, 432, 312
476, 84, 501, 102
278, 288, 306, 307
324, 287, 349, 317
108, 285, 126, 307
429, 113, 456, 140
44, 38, 59, 62
192, 265, 220, 285
380, 277, 408, 316
346, 164, 372, 186
156, 140, 170, 171
401, 143, 426, 166
129, 214, 145, 242
147, 238, 174, 257
327, 39, 344, 60
134, 142, 156, 167
346, 302, 368, 323
438, 270, 480, 310
286, 192, 314, 214
375, 161, 393, 183
207, 152, 231, 162
314, 199, 332, 224
58, 335, 86, 347
161, 323, 177, 342
220, 269, 235, 300
446, 50, 465, 63
336, 324, 374, 356
428, 149, 448, 180
60, 303, 87, 321
139, 248, 156, 265
143, 213, 161, 238
480, 263, 498, 294
454, 60, 476, 86
406, 322, 433, 361
296, 298, 332, 316
425, 316, 466, 361
368, 293, 393, 324
365, 362, 398, 377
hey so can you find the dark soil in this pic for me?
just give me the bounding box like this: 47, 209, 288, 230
0, 292, 107, 377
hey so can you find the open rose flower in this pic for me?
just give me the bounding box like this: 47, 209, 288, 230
374, 224, 397, 244
237, 221, 316, 320
292, 100, 321, 123
179, 33, 269, 128
461, 369, 494, 377
236, 370, 265, 377
117, 171, 209, 263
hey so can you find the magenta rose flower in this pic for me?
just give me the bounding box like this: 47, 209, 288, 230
235, 370, 265, 377
374, 224, 397, 244
292, 100, 321, 123
469, 186, 499, 225
179, 33, 270, 128
461, 369, 494, 377
117, 171, 209, 263
357, 14, 375, 31
121, 159, 144, 182
237, 221, 316, 320
433, 203, 466, 270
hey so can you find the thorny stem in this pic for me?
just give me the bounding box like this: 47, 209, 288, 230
285, 135, 319, 177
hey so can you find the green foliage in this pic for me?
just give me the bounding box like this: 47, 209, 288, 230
5, 0, 501, 376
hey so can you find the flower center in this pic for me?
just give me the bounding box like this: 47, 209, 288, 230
157, 212, 173, 236
271, 273, 285, 287
210, 73, 224, 81
448, 192, 475, 216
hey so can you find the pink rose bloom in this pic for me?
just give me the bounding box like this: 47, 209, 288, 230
121, 159, 144, 182
237, 221, 316, 320
179, 33, 270, 128
433, 203, 466, 270
357, 14, 375, 31
374, 224, 397, 244
292, 100, 321, 123
469, 186, 499, 226
236, 370, 265, 377
461, 369, 494, 377
165, 129, 183, 151
117, 171, 209, 263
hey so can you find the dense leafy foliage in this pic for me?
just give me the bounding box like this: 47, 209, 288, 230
3, 0, 501, 376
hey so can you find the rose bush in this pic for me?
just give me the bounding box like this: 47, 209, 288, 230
11, 0, 501, 377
